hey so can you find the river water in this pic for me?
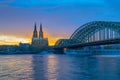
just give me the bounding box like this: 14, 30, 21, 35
0, 54, 120, 80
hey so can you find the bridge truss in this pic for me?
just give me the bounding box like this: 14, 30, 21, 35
55, 21, 120, 47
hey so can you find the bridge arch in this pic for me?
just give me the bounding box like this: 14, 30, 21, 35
55, 21, 120, 46
55, 39, 79, 47
70, 21, 120, 43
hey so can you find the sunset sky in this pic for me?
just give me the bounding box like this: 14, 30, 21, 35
0, 0, 120, 45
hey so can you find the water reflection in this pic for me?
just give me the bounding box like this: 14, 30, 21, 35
94, 57, 120, 80
32, 54, 59, 80
32, 54, 100, 80
0, 55, 33, 80
46, 55, 58, 80
1, 54, 120, 80
32, 55, 47, 80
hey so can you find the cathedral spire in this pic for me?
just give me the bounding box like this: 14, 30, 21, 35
33, 22, 38, 38
39, 23, 43, 38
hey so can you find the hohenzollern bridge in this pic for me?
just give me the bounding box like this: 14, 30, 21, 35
54, 21, 120, 50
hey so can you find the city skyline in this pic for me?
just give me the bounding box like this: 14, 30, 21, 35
0, 0, 120, 45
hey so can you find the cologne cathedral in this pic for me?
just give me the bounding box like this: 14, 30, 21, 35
32, 23, 48, 50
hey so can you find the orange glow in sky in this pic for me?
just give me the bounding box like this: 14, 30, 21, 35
0, 25, 69, 46
0, 33, 65, 46
44, 31, 68, 45
0, 35, 30, 45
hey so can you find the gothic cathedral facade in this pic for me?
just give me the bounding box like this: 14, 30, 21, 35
32, 23, 48, 50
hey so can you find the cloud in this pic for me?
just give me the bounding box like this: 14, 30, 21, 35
0, 35, 30, 45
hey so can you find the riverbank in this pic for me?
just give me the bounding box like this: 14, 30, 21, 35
65, 49, 120, 56
0, 51, 41, 54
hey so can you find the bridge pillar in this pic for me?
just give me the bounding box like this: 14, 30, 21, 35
93, 33, 95, 42
106, 28, 109, 40
118, 33, 120, 38
117, 32, 119, 38
103, 28, 105, 40
114, 32, 117, 38
91, 36, 93, 42
112, 31, 115, 39
105, 28, 106, 39
101, 29, 103, 40
110, 30, 112, 39
87, 36, 90, 42
87, 37, 89, 42
96, 31, 99, 41
89, 35, 92, 42
99, 30, 102, 41
115, 32, 119, 38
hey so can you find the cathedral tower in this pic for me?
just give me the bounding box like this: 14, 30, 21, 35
33, 23, 38, 38
32, 22, 48, 51
39, 23, 43, 38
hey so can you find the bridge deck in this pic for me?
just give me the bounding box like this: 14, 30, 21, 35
54, 38, 120, 49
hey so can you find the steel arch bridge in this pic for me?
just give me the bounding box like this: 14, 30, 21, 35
55, 21, 120, 47
55, 39, 80, 47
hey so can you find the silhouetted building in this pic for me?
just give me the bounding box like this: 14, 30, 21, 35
19, 42, 31, 51
33, 23, 38, 38
32, 23, 48, 51
0, 45, 18, 53
39, 23, 43, 38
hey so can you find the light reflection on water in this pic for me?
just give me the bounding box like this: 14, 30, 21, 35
46, 55, 58, 80
0, 54, 120, 80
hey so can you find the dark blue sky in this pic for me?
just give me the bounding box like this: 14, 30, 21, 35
0, 0, 120, 45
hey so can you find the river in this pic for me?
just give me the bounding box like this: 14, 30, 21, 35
0, 54, 120, 80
